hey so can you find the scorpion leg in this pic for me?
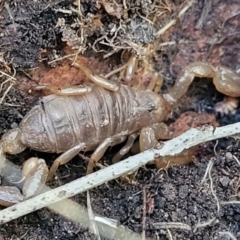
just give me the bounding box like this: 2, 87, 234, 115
163, 62, 240, 104
139, 127, 158, 152
124, 54, 139, 82
87, 135, 127, 174
139, 123, 195, 168
146, 73, 163, 93
0, 186, 24, 207
22, 158, 48, 198
122, 52, 164, 92
47, 143, 86, 181
112, 133, 139, 163
140, 123, 172, 152
41, 85, 93, 96
113, 123, 172, 163
72, 63, 120, 92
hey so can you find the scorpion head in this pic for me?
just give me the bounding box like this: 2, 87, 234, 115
134, 90, 171, 129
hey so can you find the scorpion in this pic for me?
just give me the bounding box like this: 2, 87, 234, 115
0, 58, 240, 206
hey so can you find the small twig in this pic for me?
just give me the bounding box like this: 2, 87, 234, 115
155, 0, 196, 38
4, 2, 16, 31
152, 222, 192, 231
166, 229, 173, 240
202, 160, 220, 212
0, 82, 14, 105
219, 231, 237, 240
222, 11, 240, 29
92, 36, 107, 53
78, 0, 82, 17
103, 49, 121, 59
0, 78, 13, 94
201, 159, 213, 184
123, 0, 127, 10
19, 230, 29, 240
3, 103, 21, 107
193, 218, 217, 232
109, 20, 126, 45
208, 161, 220, 213
104, 64, 128, 78
87, 191, 101, 240
213, 140, 219, 157
47, 53, 77, 64
0, 68, 16, 105
0, 70, 17, 81
142, 186, 147, 240
155, 0, 172, 13
221, 200, 240, 205
232, 155, 240, 166
206, 32, 240, 60
137, 14, 154, 25
54, 8, 72, 14
195, 0, 211, 29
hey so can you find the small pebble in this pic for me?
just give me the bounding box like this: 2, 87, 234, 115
219, 176, 230, 188
225, 152, 233, 160
178, 185, 189, 199
10, 122, 18, 129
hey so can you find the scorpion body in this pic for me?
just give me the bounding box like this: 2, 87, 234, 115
21, 85, 170, 154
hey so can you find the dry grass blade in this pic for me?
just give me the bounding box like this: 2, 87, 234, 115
219, 231, 237, 240
87, 190, 101, 239
152, 222, 192, 231
155, 0, 196, 37
193, 218, 218, 232
0, 68, 16, 105
221, 201, 240, 205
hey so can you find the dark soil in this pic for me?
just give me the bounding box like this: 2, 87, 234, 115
0, 0, 240, 239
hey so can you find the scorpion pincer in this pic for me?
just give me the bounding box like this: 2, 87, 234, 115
0, 60, 240, 206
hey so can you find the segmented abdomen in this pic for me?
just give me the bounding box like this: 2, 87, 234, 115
43, 86, 138, 152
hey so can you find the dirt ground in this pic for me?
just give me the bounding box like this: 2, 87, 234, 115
0, 0, 240, 239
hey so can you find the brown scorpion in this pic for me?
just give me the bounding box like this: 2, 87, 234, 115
0, 59, 240, 206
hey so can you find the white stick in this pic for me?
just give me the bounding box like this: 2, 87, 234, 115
0, 123, 240, 224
